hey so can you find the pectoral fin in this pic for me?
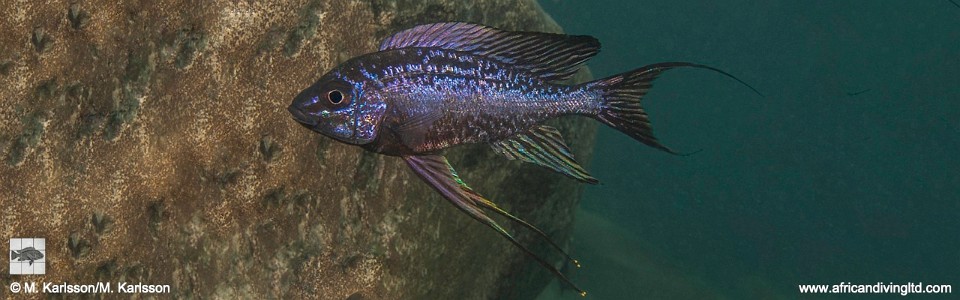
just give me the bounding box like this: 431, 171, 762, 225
402, 154, 585, 296
491, 125, 598, 184
394, 110, 444, 150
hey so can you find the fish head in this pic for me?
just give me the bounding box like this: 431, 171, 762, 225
288, 71, 386, 145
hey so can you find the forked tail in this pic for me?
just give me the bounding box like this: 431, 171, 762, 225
588, 62, 762, 154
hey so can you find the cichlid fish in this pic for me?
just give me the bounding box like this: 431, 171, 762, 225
11, 247, 44, 265
288, 22, 758, 295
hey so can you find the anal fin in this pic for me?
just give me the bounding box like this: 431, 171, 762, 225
491, 125, 598, 184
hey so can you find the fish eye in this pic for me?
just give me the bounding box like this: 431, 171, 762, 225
327, 90, 344, 104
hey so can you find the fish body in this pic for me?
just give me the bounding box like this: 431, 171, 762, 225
11, 247, 43, 265
288, 22, 757, 296
292, 44, 601, 156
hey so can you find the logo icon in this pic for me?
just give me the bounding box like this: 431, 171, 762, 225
9, 238, 45, 275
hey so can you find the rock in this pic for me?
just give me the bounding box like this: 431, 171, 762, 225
0, 0, 596, 298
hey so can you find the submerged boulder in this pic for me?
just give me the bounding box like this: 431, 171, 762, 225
0, 0, 596, 298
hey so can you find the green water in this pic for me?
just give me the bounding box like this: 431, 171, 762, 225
537, 1, 960, 299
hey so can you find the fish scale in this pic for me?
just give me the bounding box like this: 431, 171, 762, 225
379, 72, 596, 152
335, 49, 600, 153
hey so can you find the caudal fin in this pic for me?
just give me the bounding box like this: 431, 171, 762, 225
589, 62, 761, 154
11, 250, 18, 259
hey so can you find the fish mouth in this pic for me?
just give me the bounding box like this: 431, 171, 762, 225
288, 105, 317, 127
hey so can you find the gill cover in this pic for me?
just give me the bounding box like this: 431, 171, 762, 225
288, 74, 386, 145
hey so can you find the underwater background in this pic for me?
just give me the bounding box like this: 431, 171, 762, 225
537, 0, 959, 299
0, 0, 956, 298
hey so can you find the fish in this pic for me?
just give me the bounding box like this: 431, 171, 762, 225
11, 247, 44, 265
288, 22, 759, 296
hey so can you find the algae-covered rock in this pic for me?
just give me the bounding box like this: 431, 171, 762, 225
0, 0, 596, 298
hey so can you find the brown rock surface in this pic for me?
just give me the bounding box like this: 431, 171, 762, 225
0, 0, 596, 298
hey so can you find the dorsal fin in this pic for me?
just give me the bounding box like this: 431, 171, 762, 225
379, 22, 600, 82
